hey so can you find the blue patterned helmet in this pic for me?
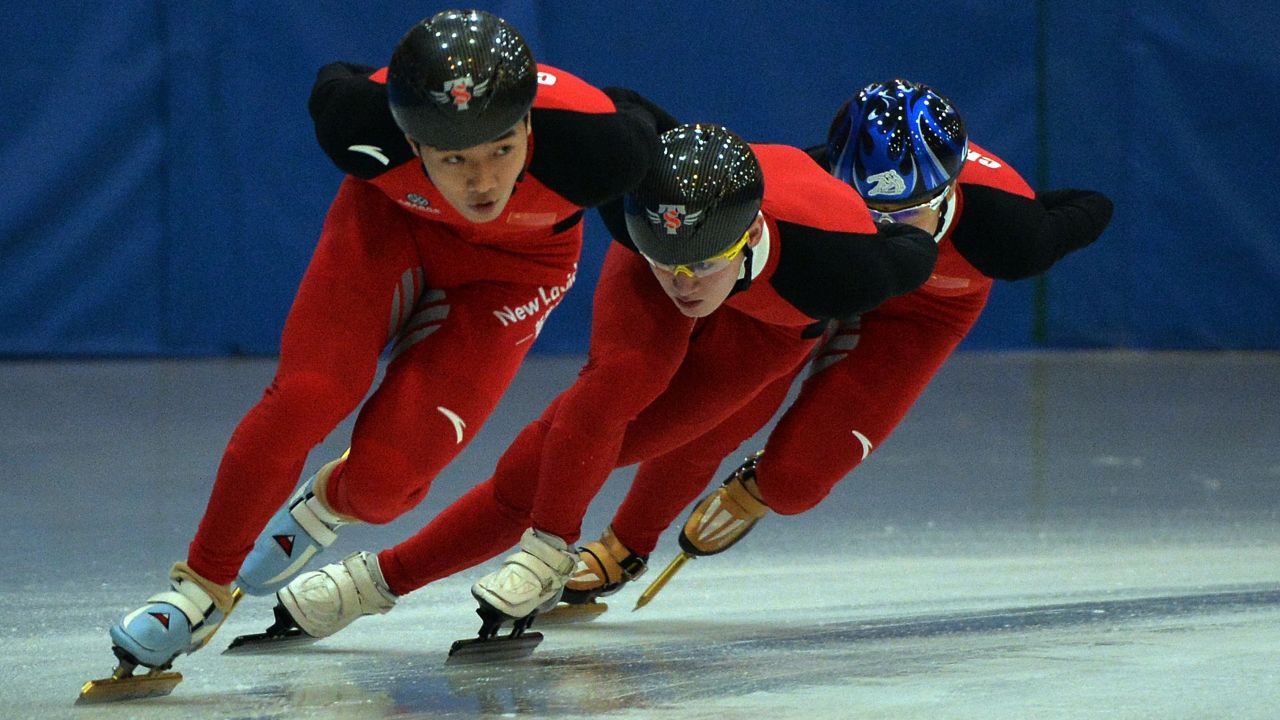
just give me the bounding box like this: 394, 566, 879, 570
826, 79, 968, 205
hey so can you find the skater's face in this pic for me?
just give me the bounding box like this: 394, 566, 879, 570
646, 213, 764, 318
410, 116, 530, 223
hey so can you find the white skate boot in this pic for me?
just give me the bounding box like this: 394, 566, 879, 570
280, 551, 396, 638
448, 528, 577, 664
472, 528, 577, 629
225, 551, 395, 653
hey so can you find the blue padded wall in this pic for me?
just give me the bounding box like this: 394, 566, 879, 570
1, 1, 1275, 355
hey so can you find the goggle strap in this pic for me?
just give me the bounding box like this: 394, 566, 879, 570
731, 244, 755, 295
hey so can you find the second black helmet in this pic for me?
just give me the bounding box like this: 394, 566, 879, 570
624, 124, 764, 266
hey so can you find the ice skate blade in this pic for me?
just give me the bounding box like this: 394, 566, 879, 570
76, 670, 183, 705
532, 601, 608, 625
75, 587, 244, 705
446, 631, 543, 665
223, 626, 318, 654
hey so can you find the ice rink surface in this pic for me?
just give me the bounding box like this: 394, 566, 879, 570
2, 351, 1277, 719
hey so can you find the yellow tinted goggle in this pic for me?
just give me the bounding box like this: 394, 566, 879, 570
644, 229, 750, 278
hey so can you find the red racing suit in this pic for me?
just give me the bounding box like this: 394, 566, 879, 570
608, 142, 1115, 554
186, 62, 659, 585
372, 143, 938, 594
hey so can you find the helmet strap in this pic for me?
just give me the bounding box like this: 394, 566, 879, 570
730, 244, 755, 295
517, 115, 534, 183
931, 194, 956, 239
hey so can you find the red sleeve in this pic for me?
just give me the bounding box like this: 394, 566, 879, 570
957, 142, 1035, 197
530, 64, 616, 113
753, 144, 880, 234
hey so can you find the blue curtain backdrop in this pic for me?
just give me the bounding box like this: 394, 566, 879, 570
2, 1, 1276, 356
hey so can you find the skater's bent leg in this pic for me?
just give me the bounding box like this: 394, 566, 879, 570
610, 454, 723, 556
758, 295, 982, 514
377, 405, 555, 595
611, 371, 796, 554
188, 183, 419, 583
324, 281, 547, 524
523, 247, 694, 544
616, 311, 815, 465
376, 480, 526, 596
193, 372, 376, 581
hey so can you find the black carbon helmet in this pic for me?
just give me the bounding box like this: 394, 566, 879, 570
624, 124, 764, 265
387, 10, 537, 150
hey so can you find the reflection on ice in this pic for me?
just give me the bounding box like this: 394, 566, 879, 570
2, 353, 1277, 718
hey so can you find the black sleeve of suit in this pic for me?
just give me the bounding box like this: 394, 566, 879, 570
597, 197, 640, 253
585, 87, 682, 249
601, 86, 682, 134
771, 222, 938, 319
804, 144, 830, 169
950, 184, 1114, 280
527, 87, 672, 209
308, 62, 416, 179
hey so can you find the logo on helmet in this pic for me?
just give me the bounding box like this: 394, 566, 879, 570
430, 75, 492, 111
865, 170, 907, 197
646, 205, 705, 235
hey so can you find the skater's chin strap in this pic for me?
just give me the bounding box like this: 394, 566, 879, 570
730, 245, 754, 295
730, 219, 770, 296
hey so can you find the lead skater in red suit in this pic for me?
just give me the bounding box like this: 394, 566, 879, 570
103, 9, 662, 676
